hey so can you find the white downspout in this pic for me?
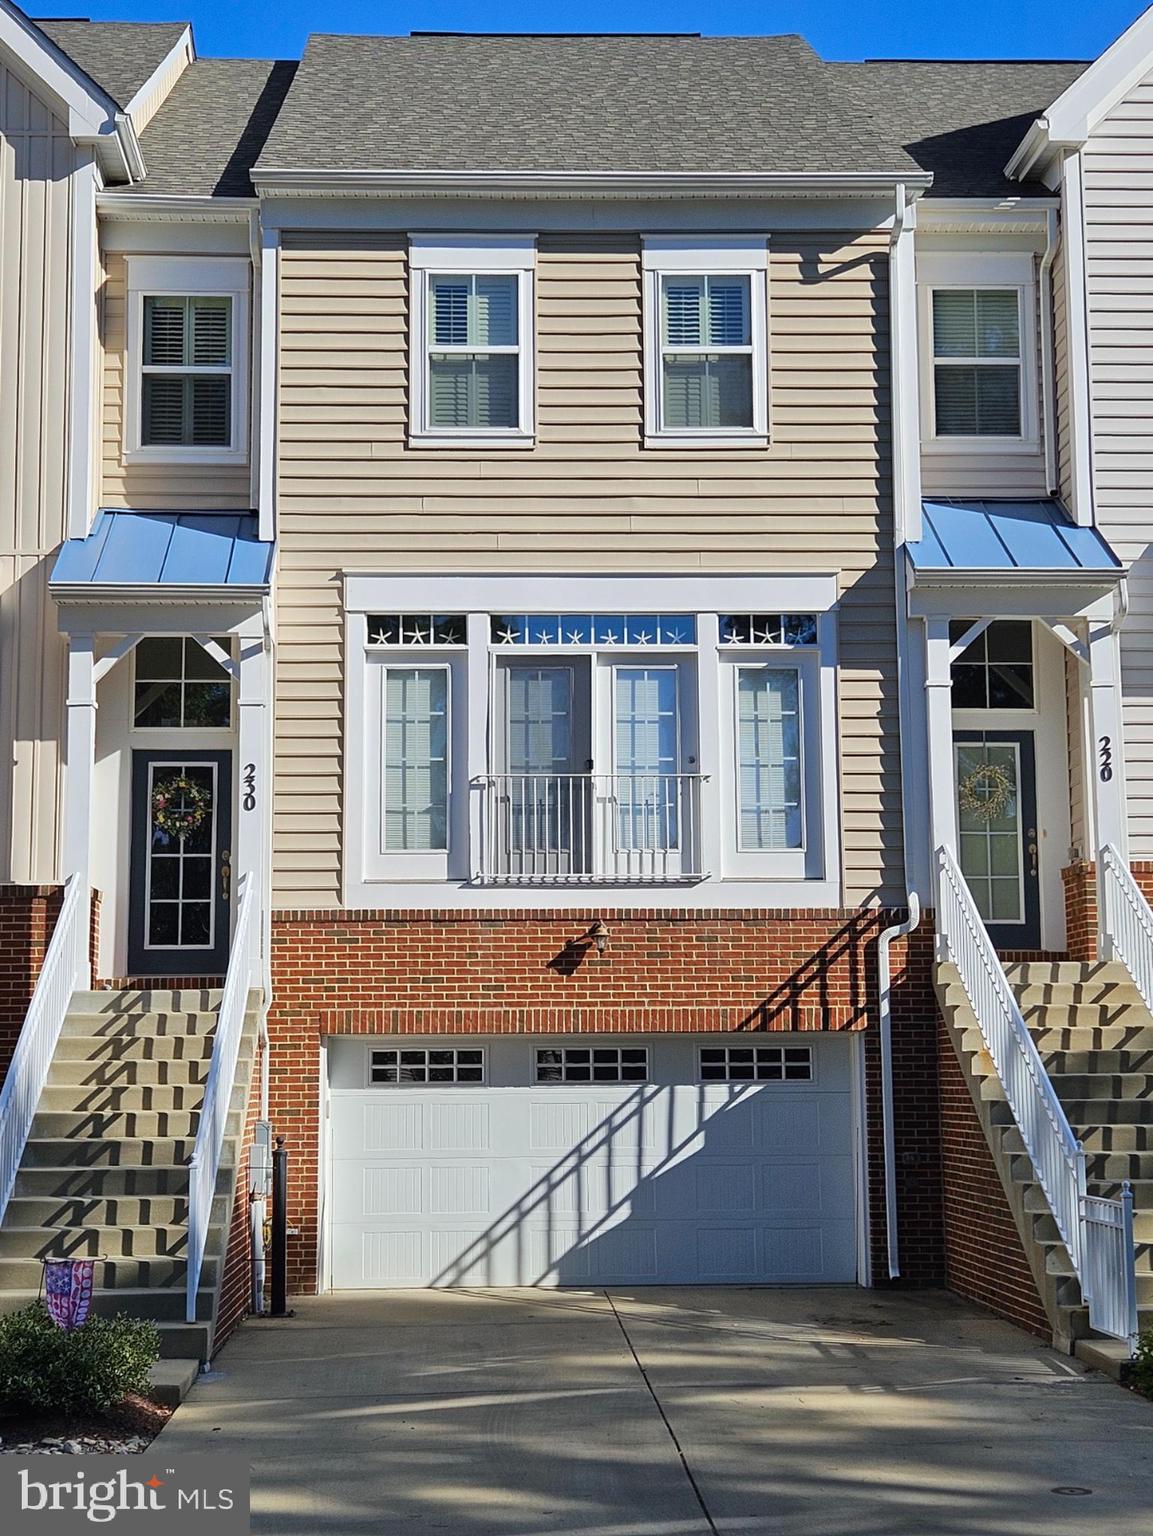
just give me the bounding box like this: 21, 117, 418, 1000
1039, 207, 1059, 495
880, 181, 928, 1279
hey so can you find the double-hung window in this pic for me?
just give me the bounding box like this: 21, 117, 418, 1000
409, 235, 535, 446
920, 254, 1038, 450
931, 289, 1021, 437
643, 236, 769, 448
125, 257, 249, 462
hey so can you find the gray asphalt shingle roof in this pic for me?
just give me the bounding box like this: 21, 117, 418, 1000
251, 32, 1089, 194
255, 33, 929, 177
129, 57, 297, 197
30, 17, 188, 107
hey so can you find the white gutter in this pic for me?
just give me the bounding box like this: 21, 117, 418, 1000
877, 893, 922, 1279
1039, 207, 1060, 494
253, 167, 935, 199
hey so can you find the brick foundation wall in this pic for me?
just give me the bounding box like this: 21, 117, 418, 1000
0, 886, 63, 1082
1064, 858, 1153, 962
936, 1009, 1049, 1337
265, 905, 945, 1295
214, 1036, 265, 1352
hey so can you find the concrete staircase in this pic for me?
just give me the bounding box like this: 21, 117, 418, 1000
937, 958, 1151, 1375
0, 988, 260, 1393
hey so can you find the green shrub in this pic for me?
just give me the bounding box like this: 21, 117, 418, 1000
1132, 1327, 1153, 1399
0, 1303, 159, 1415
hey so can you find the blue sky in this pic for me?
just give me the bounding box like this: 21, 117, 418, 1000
26, 0, 1147, 63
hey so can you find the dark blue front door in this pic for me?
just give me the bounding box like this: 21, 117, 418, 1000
128, 750, 232, 975
954, 729, 1041, 951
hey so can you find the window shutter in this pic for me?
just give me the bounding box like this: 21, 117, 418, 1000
190, 297, 231, 365
428, 357, 471, 428
471, 355, 517, 428
144, 297, 187, 366
431, 278, 469, 346
141, 375, 187, 445
473, 276, 517, 346
664, 279, 703, 346
705, 280, 749, 345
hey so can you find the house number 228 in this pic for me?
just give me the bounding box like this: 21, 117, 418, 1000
242, 762, 257, 811
1098, 736, 1114, 783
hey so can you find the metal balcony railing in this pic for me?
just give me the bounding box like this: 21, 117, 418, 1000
478, 772, 707, 885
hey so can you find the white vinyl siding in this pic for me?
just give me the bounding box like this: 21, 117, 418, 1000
141, 295, 232, 448
737, 667, 802, 850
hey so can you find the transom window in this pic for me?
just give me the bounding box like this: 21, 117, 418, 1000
721, 614, 817, 646
491, 614, 696, 647
699, 1045, 813, 1081
660, 274, 753, 431
141, 295, 233, 448
950, 622, 1034, 710
370, 1047, 484, 1084
368, 615, 467, 646
536, 1047, 649, 1083
931, 288, 1021, 437
134, 637, 232, 729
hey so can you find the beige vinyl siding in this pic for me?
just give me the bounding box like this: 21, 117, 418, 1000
274, 228, 900, 908
1083, 75, 1153, 855
920, 256, 1049, 497
100, 251, 252, 510
0, 64, 75, 882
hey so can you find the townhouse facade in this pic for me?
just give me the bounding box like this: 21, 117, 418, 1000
3, 5, 1153, 1372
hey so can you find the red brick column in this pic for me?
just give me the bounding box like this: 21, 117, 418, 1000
264, 905, 944, 1295
0, 885, 64, 1083
1063, 861, 1098, 963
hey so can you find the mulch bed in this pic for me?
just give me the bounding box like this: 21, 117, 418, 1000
0, 1393, 171, 1454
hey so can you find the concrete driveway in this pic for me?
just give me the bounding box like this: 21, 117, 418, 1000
160, 1287, 1153, 1535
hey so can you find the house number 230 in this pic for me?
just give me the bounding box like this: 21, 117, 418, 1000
1098, 736, 1114, 783
242, 762, 257, 811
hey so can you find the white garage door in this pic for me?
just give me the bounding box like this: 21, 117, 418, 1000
327, 1034, 858, 1288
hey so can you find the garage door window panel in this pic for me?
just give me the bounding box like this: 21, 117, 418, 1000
536, 1047, 650, 1084
370, 1047, 485, 1085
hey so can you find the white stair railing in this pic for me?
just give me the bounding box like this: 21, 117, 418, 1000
186, 872, 257, 1324
0, 875, 88, 1226
1100, 843, 1153, 1015
936, 845, 1137, 1350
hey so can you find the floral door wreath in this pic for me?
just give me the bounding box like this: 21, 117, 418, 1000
151, 773, 212, 839
957, 761, 1014, 823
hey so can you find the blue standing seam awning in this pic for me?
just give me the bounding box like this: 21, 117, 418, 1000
50, 511, 274, 590
907, 499, 1122, 576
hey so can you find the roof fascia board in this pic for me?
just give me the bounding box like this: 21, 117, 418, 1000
907, 564, 1121, 589
122, 24, 194, 125
0, 1, 115, 134
97, 192, 258, 223
50, 582, 270, 604
1007, 8, 1153, 180
252, 168, 934, 199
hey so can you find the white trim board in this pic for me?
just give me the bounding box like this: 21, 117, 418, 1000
344, 572, 839, 614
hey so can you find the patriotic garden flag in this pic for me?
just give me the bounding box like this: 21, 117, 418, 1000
43, 1258, 95, 1330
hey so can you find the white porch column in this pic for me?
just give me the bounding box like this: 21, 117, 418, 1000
924, 618, 956, 937
235, 620, 270, 973
62, 633, 97, 887
1087, 618, 1128, 859
62, 633, 96, 985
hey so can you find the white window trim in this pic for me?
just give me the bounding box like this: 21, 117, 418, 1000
918, 252, 1039, 456
363, 648, 461, 882
123, 255, 250, 465
718, 640, 829, 881
408, 234, 536, 449
642, 235, 770, 450
343, 576, 842, 907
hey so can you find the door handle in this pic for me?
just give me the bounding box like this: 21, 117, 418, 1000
220, 849, 232, 901
1026, 829, 1038, 877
